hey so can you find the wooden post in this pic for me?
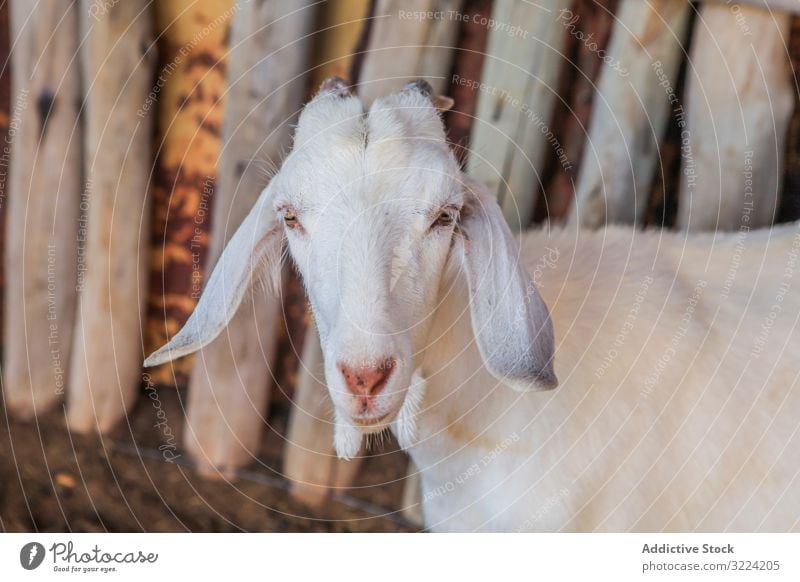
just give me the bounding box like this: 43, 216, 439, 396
537, 0, 618, 224
445, 0, 493, 165
310, 0, 371, 81
184, 0, 315, 477
66, 1, 155, 434
145, 0, 235, 388
283, 0, 371, 506
357, 0, 464, 104
4, 1, 80, 417
466, 0, 571, 231
677, 4, 793, 232
569, 0, 690, 228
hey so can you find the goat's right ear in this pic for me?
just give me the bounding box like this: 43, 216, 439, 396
144, 183, 283, 367
455, 174, 558, 391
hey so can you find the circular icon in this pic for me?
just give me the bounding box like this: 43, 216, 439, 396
19, 542, 45, 570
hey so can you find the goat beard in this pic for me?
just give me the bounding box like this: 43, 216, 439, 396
332, 370, 427, 460
333, 416, 361, 460
392, 370, 426, 449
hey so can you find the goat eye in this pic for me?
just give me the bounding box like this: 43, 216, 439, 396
432, 210, 456, 229
283, 209, 299, 229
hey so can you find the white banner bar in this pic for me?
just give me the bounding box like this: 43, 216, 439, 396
1, 533, 798, 580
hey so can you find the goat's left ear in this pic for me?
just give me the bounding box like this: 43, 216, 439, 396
455, 175, 557, 391
144, 182, 283, 367
432, 94, 454, 112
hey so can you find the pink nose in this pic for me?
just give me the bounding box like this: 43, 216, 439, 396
338, 359, 395, 397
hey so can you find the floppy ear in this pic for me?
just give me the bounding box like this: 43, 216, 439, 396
455, 175, 557, 391
144, 183, 283, 367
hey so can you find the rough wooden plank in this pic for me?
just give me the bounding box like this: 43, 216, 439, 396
678, 4, 793, 231
311, 0, 371, 81
536, 0, 619, 224
644, 48, 691, 229
570, 0, 690, 228
184, 0, 315, 477
283, 0, 371, 506
358, 0, 463, 104
466, 0, 572, 231
4, 1, 80, 417
145, 0, 235, 387
445, 0, 493, 165
67, 0, 155, 433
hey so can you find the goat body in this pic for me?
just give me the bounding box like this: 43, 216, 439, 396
413, 224, 800, 531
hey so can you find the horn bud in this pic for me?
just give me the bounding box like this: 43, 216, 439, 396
318, 76, 352, 98
403, 79, 454, 112
403, 79, 434, 96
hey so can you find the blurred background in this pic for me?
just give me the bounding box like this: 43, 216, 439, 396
0, 0, 798, 532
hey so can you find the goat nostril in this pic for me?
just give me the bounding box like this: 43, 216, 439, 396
339, 358, 396, 398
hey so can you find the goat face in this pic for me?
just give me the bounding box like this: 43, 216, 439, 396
278, 80, 464, 450
145, 78, 557, 459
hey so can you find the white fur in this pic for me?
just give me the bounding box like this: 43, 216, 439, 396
415, 223, 800, 532
146, 80, 800, 532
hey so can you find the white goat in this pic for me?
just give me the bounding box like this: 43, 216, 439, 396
146, 78, 800, 532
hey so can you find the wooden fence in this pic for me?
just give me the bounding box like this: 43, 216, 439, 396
2, 0, 799, 523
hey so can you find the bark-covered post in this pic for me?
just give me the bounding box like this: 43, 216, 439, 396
145, 0, 235, 387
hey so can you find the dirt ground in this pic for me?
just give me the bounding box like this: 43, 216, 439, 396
0, 388, 415, 532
